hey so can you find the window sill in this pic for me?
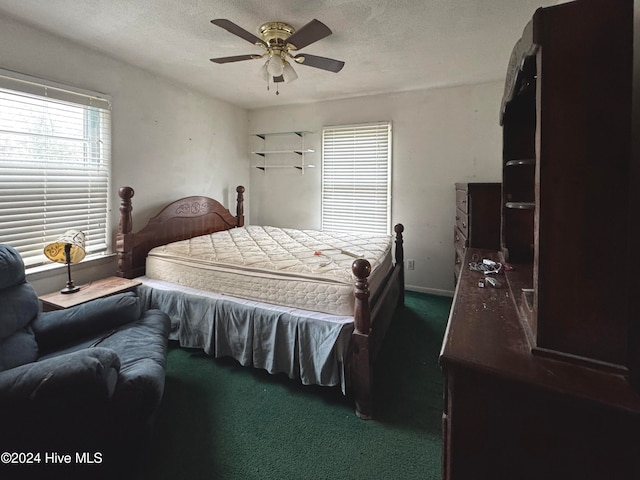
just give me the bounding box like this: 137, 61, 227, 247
26, 253, 117, 282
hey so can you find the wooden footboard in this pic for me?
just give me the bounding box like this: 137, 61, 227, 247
116, 185, 405, 419
349, 223, 404, 419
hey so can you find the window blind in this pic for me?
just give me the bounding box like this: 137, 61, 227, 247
0, 70, 111, 268
322, 122, 391, 235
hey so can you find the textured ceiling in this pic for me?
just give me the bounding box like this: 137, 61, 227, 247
0, 0, 559, 110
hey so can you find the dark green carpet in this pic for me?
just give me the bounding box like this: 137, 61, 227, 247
136, 291, 451, 479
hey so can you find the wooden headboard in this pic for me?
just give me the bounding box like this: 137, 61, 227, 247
116, 185, 245, 278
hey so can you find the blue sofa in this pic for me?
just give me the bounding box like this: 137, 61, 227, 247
0, 244, 170, 475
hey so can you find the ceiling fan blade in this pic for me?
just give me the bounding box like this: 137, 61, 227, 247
211, 19, 266, 47
210, 54, 263, 64
292, 54, 345, 73
286, 19, 332, 50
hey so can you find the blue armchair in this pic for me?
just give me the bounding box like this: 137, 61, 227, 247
0, 244, 170, 474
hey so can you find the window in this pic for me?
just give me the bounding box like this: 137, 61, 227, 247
0, 70, 111, 268
321, 122, 392, 235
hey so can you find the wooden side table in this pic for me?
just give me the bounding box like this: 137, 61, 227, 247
39, 276, 142, 312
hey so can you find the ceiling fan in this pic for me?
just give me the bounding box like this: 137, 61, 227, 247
210, 19, 345, 94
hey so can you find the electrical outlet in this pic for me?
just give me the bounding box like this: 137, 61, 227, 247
408, 259, 415, 270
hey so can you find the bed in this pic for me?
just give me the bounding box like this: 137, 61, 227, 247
116, 185, 404, 419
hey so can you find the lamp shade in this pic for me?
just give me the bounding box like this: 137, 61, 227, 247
267, 54, 284, 77
282, 61, 298, 83
43, 230, 86, 264
260, 61, 270, 82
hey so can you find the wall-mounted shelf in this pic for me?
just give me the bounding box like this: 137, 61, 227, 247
255, 164, 316, 171
252, 149, 315, 156
251, 131, 315, 173
254, 131, 310, 140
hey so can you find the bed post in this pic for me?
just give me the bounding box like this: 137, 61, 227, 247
350, 258, 373, 419
236, 185, 245, 227
116, 186, 135, 278
394, 223, 405, 306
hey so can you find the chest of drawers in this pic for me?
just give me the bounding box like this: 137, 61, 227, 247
453, 183, 501, 282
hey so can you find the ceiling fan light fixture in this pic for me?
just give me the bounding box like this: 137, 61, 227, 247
282, 61, 298, 83
267, 53, 284, 77
210, 19, 344, 95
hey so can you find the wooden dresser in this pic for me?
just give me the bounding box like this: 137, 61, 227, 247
440, 1, 640, 478
453, 183, 501, 282
442, 248, 640, 480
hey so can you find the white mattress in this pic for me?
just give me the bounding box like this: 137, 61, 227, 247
146, 225, 393, 316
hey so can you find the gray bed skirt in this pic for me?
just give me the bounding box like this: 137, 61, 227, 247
137, 278, 354, 392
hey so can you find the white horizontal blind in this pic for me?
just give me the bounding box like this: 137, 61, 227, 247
322, 122, 391, 235
0, 71, 111, 268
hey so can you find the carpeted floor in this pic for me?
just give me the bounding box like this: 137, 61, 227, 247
135, 291, 452, 480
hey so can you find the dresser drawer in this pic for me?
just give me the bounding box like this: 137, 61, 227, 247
454, 226, 467, 283
454, 226, 467, 257
454, 250, 464, 281
455, 209, 469, 238
455, 187, 469, 213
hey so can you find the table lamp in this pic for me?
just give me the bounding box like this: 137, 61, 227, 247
43, 230, 86, 294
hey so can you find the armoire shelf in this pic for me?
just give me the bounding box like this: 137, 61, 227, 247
505, 158, 535, 167
505, 202, 535, 210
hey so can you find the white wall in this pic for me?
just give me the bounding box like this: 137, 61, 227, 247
0, 14, 250, 294
248, 83, 503, 295
0, 14, 504, 296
